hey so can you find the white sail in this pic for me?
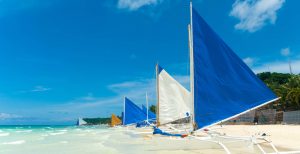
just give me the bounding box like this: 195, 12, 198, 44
158, 67, 191, 125
78, 118, 87, 126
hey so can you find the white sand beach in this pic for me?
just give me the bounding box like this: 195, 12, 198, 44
210, 125, 300, 151
0, 125, 300, 154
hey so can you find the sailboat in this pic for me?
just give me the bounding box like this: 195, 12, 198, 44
77, 118, 87, 126
153, 1, 297, 152
141, 92, 156, 124
153, 2, 300, 153
155, 64, 192, 129
110, 114, 122, 127
121, 97, 156, 135
122, 97, 147, 126
142, 104, 156, 122
153, 2, 279, 133
188, 3, 278, 131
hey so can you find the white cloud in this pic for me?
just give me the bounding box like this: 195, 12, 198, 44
31, 86, 51, 92
230, 0, 285, 32
0, 113, 21, 120
252, 59, 300, 74
108, 78, 156, 103
80, 93, 96, 101
108, 80, 152, 91
243, 57, 255, 66
17, 85, 51, 93
281, 48, 290, 57
108, 74, 189, 103
53, 73, 189, 117
41, 79, 156, 118
117, 0, 161, 11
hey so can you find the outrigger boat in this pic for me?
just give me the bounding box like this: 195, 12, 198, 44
122, 97, 147, 126
154, 64, 192, 135
152, 1, 300, 153
77, 118, 87, 126
117, 97, 156, 135
110, 114, 122, 127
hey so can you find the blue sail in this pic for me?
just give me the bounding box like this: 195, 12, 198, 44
142, 105, 156, 120
123, 97, 147, 125
192, 8, 277, 129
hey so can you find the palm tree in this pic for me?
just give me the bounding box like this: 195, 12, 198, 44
282, 76, 300, 110
286, 88, 300, 110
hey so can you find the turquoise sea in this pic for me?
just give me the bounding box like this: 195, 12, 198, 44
0, 125, 120, 154
0, 125, 273, 154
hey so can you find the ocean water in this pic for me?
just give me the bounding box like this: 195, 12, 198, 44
0, 125, 119, 154
0, 125, 271, 154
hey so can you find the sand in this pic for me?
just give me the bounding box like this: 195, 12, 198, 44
111, 124, 300, 153
210, 125, 300, 151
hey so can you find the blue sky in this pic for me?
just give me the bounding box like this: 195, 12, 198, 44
0, 0, 299, 125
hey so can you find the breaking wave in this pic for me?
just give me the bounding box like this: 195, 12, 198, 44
49, 132, 66, 136
2, 140, 25, 145
16, 130, 32, 133
0, 133, 10, 137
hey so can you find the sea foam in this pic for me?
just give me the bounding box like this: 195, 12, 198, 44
16, 130, 32, 133
0, 133, 10, 137
49, 132, 66, 136
2, 140, 25, 145
58, 129, 68, 132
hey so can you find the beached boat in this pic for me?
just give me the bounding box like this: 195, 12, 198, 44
110, 114, 122, 127
155, 64, 192, 133
156, 65, 191, 126
77, 118, 87, 126
122, 97, 147, 126
140, 92, 156, 125
114, 97, 154, 135
141, 105, 156, 122
152, 2, 300, 153
188, 3, 278, 132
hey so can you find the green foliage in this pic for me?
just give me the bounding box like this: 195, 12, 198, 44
257, 72, 292, 85
257, 72, 300, 111
83, 118, 110, 125
150, 105, 156, 114
82, 115, 122, 125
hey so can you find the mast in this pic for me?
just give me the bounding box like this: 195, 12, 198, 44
156, 63, 160, 126
288, 59, 293, 74
189, 1, 195, 129
123, 96, 126, 125
146, 92, 149, 123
